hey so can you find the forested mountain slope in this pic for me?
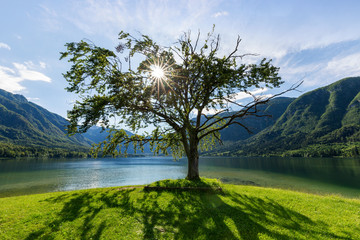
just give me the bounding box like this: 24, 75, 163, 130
218, 97, 295, 142
0, 89, 91, 157
220, 77, 360, 157
2, 76, 359, 158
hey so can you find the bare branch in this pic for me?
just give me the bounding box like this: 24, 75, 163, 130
198, 81, 302, 140
230, 53, 259, 59
225, 35, 241, 61
193, 30, 201, 53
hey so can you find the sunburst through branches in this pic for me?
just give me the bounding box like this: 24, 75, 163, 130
144, 57, 175, 98
150, 65, 166, 80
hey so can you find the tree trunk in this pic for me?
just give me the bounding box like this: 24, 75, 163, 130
186, 137, 200, 180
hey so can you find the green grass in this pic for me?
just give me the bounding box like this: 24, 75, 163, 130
0, 178, 359, 239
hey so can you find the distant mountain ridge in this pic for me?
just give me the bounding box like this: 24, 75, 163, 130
218, 97, 295, 142
0, 89, 152, 157
0, 89, 92, 157
214, 77, 360, 157
1, 76, 359, 158
82, 126, 152, 154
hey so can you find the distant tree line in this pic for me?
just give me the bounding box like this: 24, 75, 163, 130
0, 143, 90, 158
281, 143, 360, 158
210, 142, 360, 158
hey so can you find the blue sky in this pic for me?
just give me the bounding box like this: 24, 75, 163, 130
1, 0, 360, 119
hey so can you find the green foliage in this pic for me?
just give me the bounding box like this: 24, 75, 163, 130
342, 91, 360, 125
281, 142, 360, 158
1, 180, 359, 239
61, 27, 285, 178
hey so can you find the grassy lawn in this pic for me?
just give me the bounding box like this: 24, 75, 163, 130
0, 178, 359, 239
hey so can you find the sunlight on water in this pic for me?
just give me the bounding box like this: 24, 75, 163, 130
0, 156, 359, 198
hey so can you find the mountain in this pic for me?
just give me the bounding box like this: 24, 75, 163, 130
218, 97, 295, 142
0, 88, 154, 157
0, 89, 92, 157
2, 76, 359, 158
83, 97, 294, 155
82, 126, 114, 144
82, 126, 152, 154
220, 77, 360, 157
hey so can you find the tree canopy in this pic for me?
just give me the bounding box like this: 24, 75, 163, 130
61, 27, 295, 179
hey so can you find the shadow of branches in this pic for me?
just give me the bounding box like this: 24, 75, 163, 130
25, 187, 352, 239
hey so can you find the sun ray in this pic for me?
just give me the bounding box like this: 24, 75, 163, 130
143, 56, 174, 97
151, 65, 165, 79
142, 54, 190, 101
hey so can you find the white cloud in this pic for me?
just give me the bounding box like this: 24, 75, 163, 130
13, 63, 51, 82
232, 88, 270, 101
210, 2, 360, 63
26, 97, 40, 102
0, 42, 11, 50
326, 53, 360, 78
38, 4, 62, 31
0, 66, 24, 92
55, 0, 221, 41
23, 61, 36, 69
278, 61, 324, 86
0, 62, 51, 93
39, 0, 357, 66
189, 88, 272, 117
39, 61, 47, 69
22, 61, 47, 70
39, 0, 360, 61
37, 0, 360, 95
212, 11, 228, 18
275, 41, 360, 90
201, 108, 226, 115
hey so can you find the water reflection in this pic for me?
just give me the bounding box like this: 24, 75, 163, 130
0, 156, 359, 198
200, 157, 360, 188
0, 157, 188, 197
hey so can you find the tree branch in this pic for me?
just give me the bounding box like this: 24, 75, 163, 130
198, 80, 302, 140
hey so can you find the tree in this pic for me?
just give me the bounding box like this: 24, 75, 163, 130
61, 27, 296, 180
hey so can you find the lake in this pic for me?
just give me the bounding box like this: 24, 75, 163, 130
0, 156, 359, 198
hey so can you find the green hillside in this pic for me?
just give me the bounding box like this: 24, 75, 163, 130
219, 97, 294, 142
212, 77, 360, 157
1, 77, 359, 158
0, 89, 91, 157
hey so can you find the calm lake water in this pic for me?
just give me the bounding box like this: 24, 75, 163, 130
0, 156, 359, 198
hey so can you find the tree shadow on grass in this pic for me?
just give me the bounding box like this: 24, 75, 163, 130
135, 189, 351, 240
25, 189, 136, 240
25, 187, 353, 239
